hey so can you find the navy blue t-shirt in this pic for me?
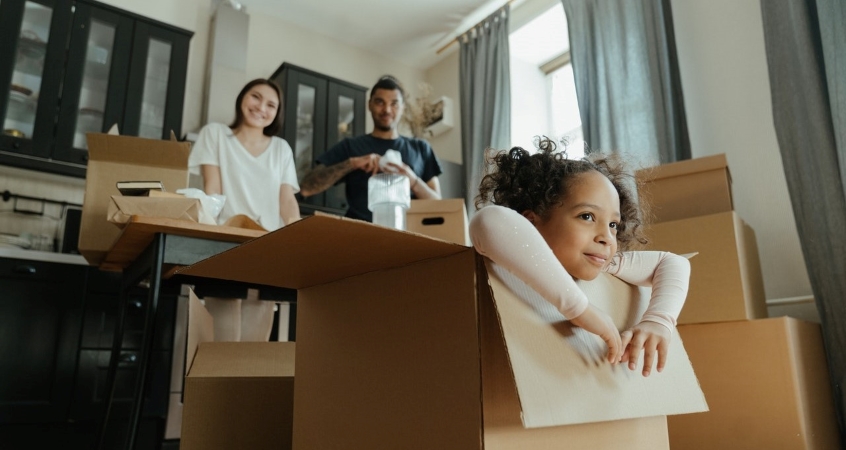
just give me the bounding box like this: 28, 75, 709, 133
316, 134, 442, 222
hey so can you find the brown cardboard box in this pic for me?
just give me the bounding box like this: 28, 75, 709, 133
179, 215, 707, 449
79, 133, 190, 265
638, 153, 732, 223
180, 290, 295, 450
669, 318, 840, 450
406, 198, 470, 245
106, 195, 203, 226
645, 211, 767, 324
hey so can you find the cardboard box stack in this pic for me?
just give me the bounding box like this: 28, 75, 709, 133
637, 154, 840, 449
177, 215, 708, 449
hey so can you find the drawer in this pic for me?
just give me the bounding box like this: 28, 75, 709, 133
0, 258, 86, 283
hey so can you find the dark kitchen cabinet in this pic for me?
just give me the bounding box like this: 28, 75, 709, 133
0, 0, 191, 178
270, 63, 367, 216
0, 257, 86, 424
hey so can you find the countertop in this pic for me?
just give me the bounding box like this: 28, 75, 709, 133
0, 247, 90, 265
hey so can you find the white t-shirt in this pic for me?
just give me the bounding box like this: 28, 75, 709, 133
189, 123, 300, 231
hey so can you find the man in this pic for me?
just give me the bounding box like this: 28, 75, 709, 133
299, 75, 442, 221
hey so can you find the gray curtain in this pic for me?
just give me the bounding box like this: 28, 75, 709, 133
760, 0, 846, 442
560, 0, 689, 164
459, 6, 511, 212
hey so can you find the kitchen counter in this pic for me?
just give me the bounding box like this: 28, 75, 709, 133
0, 247, 90, 266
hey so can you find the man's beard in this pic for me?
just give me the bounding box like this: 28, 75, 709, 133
374, 122, 392, 132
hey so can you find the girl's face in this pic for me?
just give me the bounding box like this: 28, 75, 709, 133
525, 170, 620, 281
240, 84, 280, 130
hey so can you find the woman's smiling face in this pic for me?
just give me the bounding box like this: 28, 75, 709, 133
527, 170, 621, 281
240, 83, 280, 130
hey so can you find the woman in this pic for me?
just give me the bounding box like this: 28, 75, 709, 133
188, 79, 300, 341
190, 78, 300, 231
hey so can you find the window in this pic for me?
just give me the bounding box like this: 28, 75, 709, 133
510, 3, 583, 159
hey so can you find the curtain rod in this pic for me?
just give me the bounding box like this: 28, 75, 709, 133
436, 0, 514, 55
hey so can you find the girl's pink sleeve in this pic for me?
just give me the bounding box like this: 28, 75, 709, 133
469, 205, 590, 319
605, 251, 691, 331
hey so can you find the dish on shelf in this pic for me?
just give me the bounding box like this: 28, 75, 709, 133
3, 129, 26, 138
79, 107, 104, 117
0, 233, 32, 249
10, 84, 33, 96
17, 31, 47, 60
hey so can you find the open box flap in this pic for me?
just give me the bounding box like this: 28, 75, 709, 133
186, 289, 215, 377
177, 214, 469, 290
86, 132, 190, 168
483, 260, 708, 428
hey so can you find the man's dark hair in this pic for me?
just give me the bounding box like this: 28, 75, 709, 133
370, 75, 405, 102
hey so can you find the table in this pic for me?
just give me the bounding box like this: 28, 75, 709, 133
95, 216, 272, 450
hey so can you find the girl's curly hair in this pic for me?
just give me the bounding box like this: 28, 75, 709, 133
474, 138, 649, 251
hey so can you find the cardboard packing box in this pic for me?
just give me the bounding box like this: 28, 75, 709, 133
669, 318, 840, 450
637, 153, 733, 223
179, 215, 707, 449
644, 210, 767, 325
406, 198, 470, 245
180, 290, 295, 450
79, 133, 190, 266
106, 195, 204, 226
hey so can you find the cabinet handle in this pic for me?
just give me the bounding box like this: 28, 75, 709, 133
128, 300, 143, 309
119, 353, 138, 364
13, 265, 36, 275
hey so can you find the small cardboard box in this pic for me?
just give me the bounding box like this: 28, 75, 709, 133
106, 195, 204, 226
180, 290, 295, 450
179, 215, 707, 449
79, 133, 190, 266
406, 198, 470, 245
644, 211, 767, 325
669, 318, 840, 450
637, 153, 732, 223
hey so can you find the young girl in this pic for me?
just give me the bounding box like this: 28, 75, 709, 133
190, 78, 300, 231
470, 139, 690, 377
189, 79, 300, 341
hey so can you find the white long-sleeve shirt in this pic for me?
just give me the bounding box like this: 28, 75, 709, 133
469, 205, 690, 331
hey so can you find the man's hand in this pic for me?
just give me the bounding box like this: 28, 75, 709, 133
351, 154, 381, 175
569, 305, 622, 364
382, 161, 418, 185
619, 321, 672, 377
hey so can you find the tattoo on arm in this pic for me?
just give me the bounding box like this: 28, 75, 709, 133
301, 160, 354, 195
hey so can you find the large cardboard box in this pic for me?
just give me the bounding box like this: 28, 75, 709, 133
406, 198, 470, 245
179, 215, 707, 449
669, 318, 840, 450
180, 290, 295, 450
79, 133, 190, 266
644, 211, 767, 324
638, 153, 732, 223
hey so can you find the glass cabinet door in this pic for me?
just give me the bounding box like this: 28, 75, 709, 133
123, 22, 189, 140
54, 3, 132, 165
325, 82, 366, 211
278, 69, 327, 210
0, 0, 69, 159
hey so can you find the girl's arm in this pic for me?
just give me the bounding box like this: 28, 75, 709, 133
279, 184, 300, 226
605, 252, 690, 332
470, 205, 622, 362
470, 205, 590, 319
200, 164, 222, 195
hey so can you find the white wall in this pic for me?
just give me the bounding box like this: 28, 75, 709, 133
425, 52, 462, 164
670, 0, 813, 303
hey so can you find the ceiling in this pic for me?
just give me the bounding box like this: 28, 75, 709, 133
241, 0, 512, 69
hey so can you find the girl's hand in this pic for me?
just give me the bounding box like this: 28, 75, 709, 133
620, 321, 672, 377
569, 305, 622, 364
